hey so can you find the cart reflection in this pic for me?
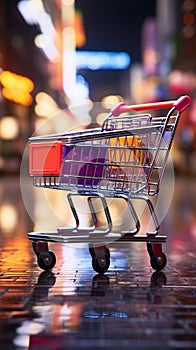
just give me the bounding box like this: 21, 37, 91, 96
27, 270, 167, 349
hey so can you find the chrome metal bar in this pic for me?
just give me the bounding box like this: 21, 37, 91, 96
130, 194, 160, 236
114, 193, 140, 235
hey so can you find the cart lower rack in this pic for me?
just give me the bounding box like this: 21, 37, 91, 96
28, 95, 191, 273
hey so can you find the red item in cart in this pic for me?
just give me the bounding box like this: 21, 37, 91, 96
29, 141, 62, 176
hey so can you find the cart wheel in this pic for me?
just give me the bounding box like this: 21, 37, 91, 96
147, 243, 167, 271
89, 246, 110, 274
37, 251, 56, 271
92, 254, 110, 274
150, 252, 167, 271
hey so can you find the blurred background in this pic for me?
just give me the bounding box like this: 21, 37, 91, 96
0, 0, 196, 176
0, 4, 196, 349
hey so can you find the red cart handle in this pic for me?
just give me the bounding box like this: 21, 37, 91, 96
111, 95, 191, 116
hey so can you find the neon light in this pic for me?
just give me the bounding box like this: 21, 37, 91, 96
76, 51, 131, 70
18, 0, 60, 63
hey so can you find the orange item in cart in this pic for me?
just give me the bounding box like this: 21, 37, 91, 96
107, 135, 148, 190
108, 135, 145, 165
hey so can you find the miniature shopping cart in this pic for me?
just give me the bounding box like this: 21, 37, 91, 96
28, 95, 191, 273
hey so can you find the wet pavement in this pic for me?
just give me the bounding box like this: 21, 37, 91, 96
0, 176, 196, 349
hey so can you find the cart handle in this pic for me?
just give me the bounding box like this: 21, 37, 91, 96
111, 95, 191, 116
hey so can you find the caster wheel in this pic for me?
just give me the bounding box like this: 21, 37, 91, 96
150, 252, 167, 271
89, 246, 110, 274
147, 243, 167, 271
92, 254, 110, 274
37, 251, 56, 271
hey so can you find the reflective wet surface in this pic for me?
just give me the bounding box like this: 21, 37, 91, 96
0, 176, 196, 349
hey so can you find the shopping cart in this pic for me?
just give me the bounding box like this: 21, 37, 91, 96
28, 95, 191, 273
